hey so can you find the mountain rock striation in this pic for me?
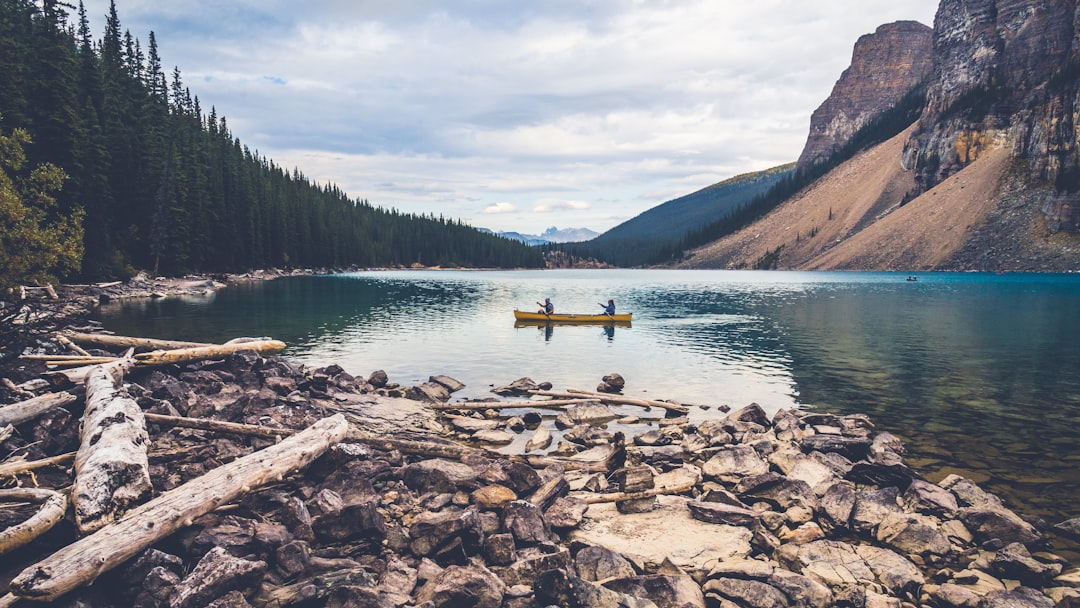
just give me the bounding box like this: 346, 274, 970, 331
797, 21, 934, 173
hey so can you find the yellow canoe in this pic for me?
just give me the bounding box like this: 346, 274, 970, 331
513, 310, 633, 323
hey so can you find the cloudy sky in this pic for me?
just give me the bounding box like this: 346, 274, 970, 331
80, 1, 939, 235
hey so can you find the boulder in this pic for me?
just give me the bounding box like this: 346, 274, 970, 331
170, 547, 267, 608
414, 563, 506, 608
576, 545, 638, 582
702, 445, 769, 484
603, 574, 706, 608
875, 512, 952, 558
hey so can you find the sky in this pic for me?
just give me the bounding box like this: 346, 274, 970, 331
79, 1, 940, 235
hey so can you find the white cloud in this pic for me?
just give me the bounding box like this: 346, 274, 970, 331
481, 202, 519, 214
534, 199, 592, 213
78, 0, 940, 233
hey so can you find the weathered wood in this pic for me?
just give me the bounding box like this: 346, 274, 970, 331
21, 354, 107, 361
7, 414, 349, 603
1, 378, 34, 399
577, 480, 697, 504
45, 357, 123, 367
0, 488, 68, 555
428, 398, 597, 411
133, 339, 286, 366
143, 413, 296, 439
347, 431, 486, 461
527, 475, 570, 511
531, 388, 689, 414
0, 452, 75, 478
0, 392, 76, 427
57, 334, 92, 357
73, 366, 153, 534
44, 358, 134, 387
66, 332, 215, 352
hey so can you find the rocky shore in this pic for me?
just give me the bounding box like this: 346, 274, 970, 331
2, 276, 1080, 608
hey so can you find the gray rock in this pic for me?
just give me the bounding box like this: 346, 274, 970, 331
728, 403, 772, 428
875, 512, 952, 558
403, 458, 480, 493
500, 544, 574, 587
407, 381, 451, 403
976, 587, 1055, 608
483, 533, 517, 566
687, 501, 760, 526
493, 377, 539, 396
603, 574, 706, 608
703, 577, 788, 608
545, 496, 588, 529
429, 375, 465, 392
819, 481, 857, 529
502, 500, 550, 545
939, 474, 1004, 508
800, 434, 872, 460
990, 543, 1063, 587
767, 569, 834, 608
311, 497, 386, 542
850, 486, 903, 533
408, 508, 483, 557
576, 545, 638, 582
169, 547, 267, 608
903, 478, 959, 517
959, 505, 1041, 545
535, 568, 657, 608
414, 563, 506, 608
702, 445, 769, 484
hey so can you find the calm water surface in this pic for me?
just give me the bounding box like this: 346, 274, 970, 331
97, 270, 1080, 527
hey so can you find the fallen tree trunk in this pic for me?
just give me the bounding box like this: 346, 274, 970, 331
143, 413, 296, 439
532, 389, 689, 414
5, 414, 349, 604
0, 392, 76, 427
44, 358, 134, 388
73, 366, 153, 534
0, 488, 68, 556
576, 480, 697, 504
428, 398, 598, 411
65, 332, 214, 352
56, 334, 91, 357
133, 339, 286, 367
0, 452, 75, 478
347, 431, 492, 461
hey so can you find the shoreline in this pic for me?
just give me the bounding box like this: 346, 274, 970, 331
2, 277, 1079, 606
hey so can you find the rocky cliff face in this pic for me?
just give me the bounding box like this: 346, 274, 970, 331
902, 0, 1080, 231
796, 21, 934, 173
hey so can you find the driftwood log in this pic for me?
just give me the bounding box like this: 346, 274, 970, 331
0, 452, 75, 479
72, 366, 153, 534
44, 359, 134, 388
532, 388, 689, 414
428, 398, 598, 411
65, 332, 214, 352
4, 414, 349, 604
133, 339, 286, 366
0, 488, 68, 556
55, 334, 91, 357
0, 392, 76, 427
143, 413, 296, 439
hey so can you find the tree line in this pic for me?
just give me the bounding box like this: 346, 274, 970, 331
0, 0, 542, 289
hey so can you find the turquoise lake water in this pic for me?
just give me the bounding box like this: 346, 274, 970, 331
96, 269, 1080, 528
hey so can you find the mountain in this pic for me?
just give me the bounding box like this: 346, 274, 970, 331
679, 3, 1080, 272
483, 226, 599, 246
560, 165, 795, 267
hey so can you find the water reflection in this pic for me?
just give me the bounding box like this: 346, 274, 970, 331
95, 270, 1080, 527
512, 321, 625, 342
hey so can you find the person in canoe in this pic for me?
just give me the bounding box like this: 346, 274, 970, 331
598, 299, 616, 317
537, 297, 554, 315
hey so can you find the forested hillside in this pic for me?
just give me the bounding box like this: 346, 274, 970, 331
0, 0, 542, 286
561, 165, 794, 266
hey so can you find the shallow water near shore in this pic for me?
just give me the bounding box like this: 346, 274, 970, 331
97, 269, 1080, 529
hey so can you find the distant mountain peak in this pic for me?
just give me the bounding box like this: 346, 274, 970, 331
485, 226, 599, 245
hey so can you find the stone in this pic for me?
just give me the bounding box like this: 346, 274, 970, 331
702, 445, 769, 484
819, 482, 856, 529
502, 500, 550, 545
535, 568, 656, 608
493, 377, 539, 396
875, 512, 952, 558
727, 403, 771, 428
850, 486, 903, 533
959, 505, 1041, 545
483, 532, 517, 566
407, 381, 451, 403
170, 547, 267, 608
903, 478, 959, 517
408, 508, 483, 557
545, 496, 588, 529
403, 458, 480, 494
473, 429, 515, 445
991, 543, 1063, 587
311, 498, 386, 542
429, 375, 465, 392
767, 568, 834, 608
703, 577, 788, 608
603, 574, 706, 608
576, 545, 638, 582
687, 501, 760, 527
472, 484, 518, 510
414, 563, 506, 608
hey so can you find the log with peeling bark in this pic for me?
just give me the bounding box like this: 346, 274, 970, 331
65, 332, 214, 352
428, 398, 598, 411
143, 413, 296, 439
347, 431, 489, 461
0, 392, 76, 427
73, 366, 153, 534
56, 334, 91, 357
132, 339, 286, 366
0, 488, 68, 556
5, 414, 349, 604
44, 358, 134, 388
531, 388, 689, 414
0, 452, 75, 478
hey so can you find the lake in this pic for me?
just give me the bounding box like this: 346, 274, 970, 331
96, 269, 1080, 529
